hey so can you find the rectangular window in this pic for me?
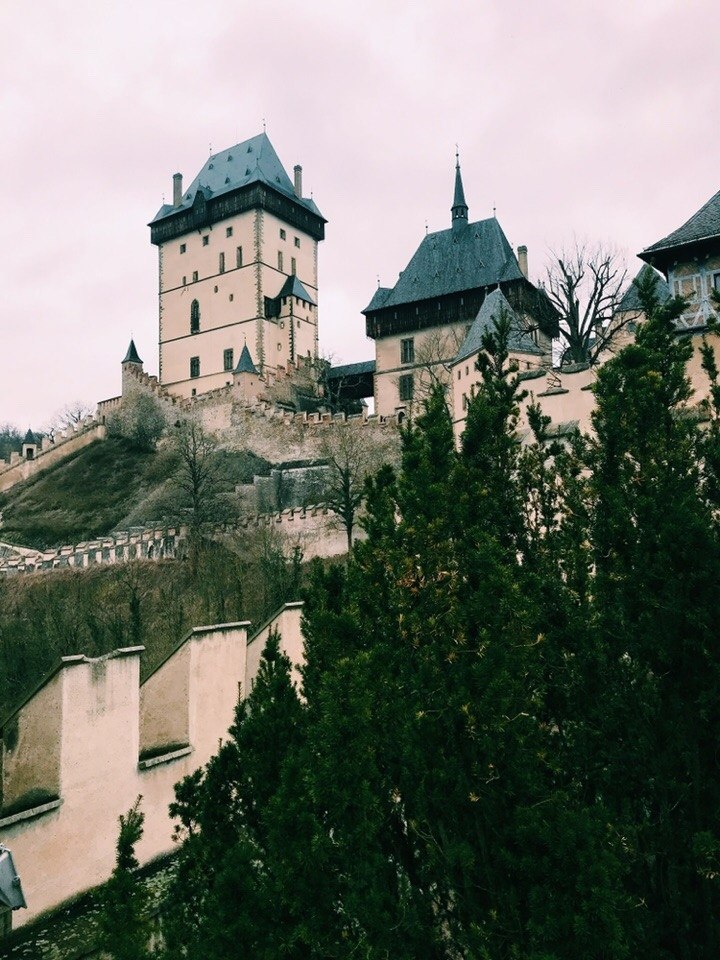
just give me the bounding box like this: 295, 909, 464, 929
182, 276, 186, 286
294, 236, 300, 248
400, 338, 415, 364
223, 348, 234, 371
280, 228, 286, 240
192, 270, 198, 282
202, 235, 209, 246
399, 374, 414, 402
236, 246, 243, 268
462, 393, 468, 410
219, 252, 225, 274
291, 257, 297, 275
714, 272, 720, 292
190, 356, 200, 378
180, 243, 186, 254
278, 251, 284, 271
226, 226, 233, 238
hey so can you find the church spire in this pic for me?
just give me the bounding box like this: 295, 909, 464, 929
451, 149, 468, 230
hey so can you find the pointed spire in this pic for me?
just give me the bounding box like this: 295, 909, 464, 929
122, 339, 143, 365
24, 428, 35, 445
451, 148, 468, 230
234, 343, 258, 375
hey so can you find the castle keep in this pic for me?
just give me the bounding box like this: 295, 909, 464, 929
149, 133, 325, 398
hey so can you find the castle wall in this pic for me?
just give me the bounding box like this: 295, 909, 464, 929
0, 421, 106, 495
245, 601, 304, 695
0, 607, 294, 927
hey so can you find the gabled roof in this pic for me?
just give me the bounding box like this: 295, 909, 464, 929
456, 287, 543, 363
234, 344, 258, 375
364, 217, 524, 313
617, 264, 670, 313
122, 339, 143, 364
278, 275, 317, 305
150, 133, 324, 225
642, 189, 720, 256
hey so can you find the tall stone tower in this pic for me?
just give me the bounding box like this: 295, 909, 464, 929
149, 133, 326, 398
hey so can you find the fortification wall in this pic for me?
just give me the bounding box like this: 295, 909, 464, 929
0, 421, 106, 494
0, 603, 304, 927
0, 505, 353, 577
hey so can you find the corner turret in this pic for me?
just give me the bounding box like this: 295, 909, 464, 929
233, 344, 262, 402
122, 340, 143, 365
22, 430, 37, 461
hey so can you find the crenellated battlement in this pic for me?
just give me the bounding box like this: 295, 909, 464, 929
0, 419, 106, 494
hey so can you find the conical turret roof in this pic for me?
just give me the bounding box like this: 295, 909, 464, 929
122, 339, 143, 364
234, 343, 258, 375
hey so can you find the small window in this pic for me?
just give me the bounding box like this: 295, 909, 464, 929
236, 246, 243, 268
714, 272, 720, 292
180, 243, 186, 254
192, 270, 198, 282
277, 343, 282, 351
191, 388, 197, 397
202, 235, 209, 246
190, 299, 200, 333
294, 236, 300, 248
291, 257, 297, 275
190, 356, 200, 378
219, 252, 225, 274
226, 226, 233, 237
280, 228, 286, 240
457, 369, 461, 380
400, 338, 415, 364
223, 348, 234, 371
229, 293, 234, 302
182, 276, 186, 286
399, 374, 414, 402
278, 251, 284, 271
465, 366, 469, 376
462, 393, 468, 410
297, 320, 301, 327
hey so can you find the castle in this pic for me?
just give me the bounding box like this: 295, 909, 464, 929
3, 135, 720, 946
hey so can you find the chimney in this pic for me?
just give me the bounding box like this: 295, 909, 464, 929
293, 165, 302, 198
517, 245, 528, 279
173, 172, 183, 207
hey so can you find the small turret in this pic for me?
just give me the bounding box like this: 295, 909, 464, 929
22, 429, 37, 461
233, 344, 262, 402
122, 339, 143, 365
451, 151, 468, 231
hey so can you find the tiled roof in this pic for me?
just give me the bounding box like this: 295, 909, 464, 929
363, 286, 392, 312
122, 339, 143, 364
456, 287, 543, 363
642, 189, 720, 254
617, 264, 670, 312
277, 275, 317, 305
150, 133, 323, 225
365, 217, 524, 312
326, 360, 376, 380
234, 344, 258, 375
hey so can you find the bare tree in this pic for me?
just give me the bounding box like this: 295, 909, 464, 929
319, 421, 398, 551
545, 243, 631, 365
173, 419, 222, 533
47, 400, 95, 438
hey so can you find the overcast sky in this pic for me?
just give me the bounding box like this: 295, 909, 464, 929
2, 0, 718, 429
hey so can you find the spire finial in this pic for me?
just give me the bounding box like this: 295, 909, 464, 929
425, 219, 428, 235
377, 274, 380, 288
451, 147, 468, 230
209, 142, 212, 156
262, 117, 266, 133
493, 203, 497, 217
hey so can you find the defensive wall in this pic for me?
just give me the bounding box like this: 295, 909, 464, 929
0, 505, 353, 577
0, 602, 305, 929
0, 421, 106, 494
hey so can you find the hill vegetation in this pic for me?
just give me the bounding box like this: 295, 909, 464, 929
0, 435, 271, 549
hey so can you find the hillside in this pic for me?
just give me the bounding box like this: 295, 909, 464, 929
0, 436, 271, 550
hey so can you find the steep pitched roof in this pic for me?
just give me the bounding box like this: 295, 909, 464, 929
366, 217, 524, 312
642, 189, 720, 255
278, 274, 317, 305
150, 133, 324, 224
234, 344, 258, 375
122, 339, 143, 364
617, 264, 670, 313
363, 286, 392, 312
456, 287, 543, 363
23, 429, 35, 445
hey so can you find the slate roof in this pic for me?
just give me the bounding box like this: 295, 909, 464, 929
326, 360, 376, 380
277, 275, 317, 305
452, 161, 468, 216
150, 133, 324, 225
642, 189, 720, 255
122, 339, 143, 364
617, 264, 670, 313
456, 287, 543, 363
365, 217, 524, 312
234, 344, 258, 375
364, 286, 392, 312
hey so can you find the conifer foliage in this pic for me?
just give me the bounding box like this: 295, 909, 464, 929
157, 283, 720, 958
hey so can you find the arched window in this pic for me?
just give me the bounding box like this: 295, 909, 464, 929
190, 299, 200, 334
